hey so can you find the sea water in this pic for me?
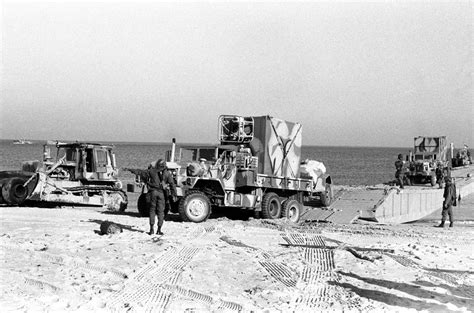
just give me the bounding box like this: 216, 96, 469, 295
0, 140, 407, 186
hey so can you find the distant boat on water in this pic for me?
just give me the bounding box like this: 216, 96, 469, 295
13, 139, 33, 145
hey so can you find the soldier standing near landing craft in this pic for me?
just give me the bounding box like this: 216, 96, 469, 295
125, 159, 177, 235
394, 154, 406, 189
437, 176, 456, 228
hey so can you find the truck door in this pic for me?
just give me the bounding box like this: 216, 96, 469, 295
222, 151, 237, 190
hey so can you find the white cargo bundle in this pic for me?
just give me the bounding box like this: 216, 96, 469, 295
300, 159, 327, 183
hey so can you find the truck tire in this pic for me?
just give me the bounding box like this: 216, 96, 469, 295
0, 178, 8, 204
2, 177, 28, 205
430, 175, 436, 187
261, 192, 281, 219
320, 184, 332, 207
282, 199, 302, 223
137, 193, 149, 217
178, 190, 211, 223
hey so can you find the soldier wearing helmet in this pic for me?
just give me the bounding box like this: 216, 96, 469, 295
394, 153, 406, 189
437, 176, 456, 228
125, 159, 177, 235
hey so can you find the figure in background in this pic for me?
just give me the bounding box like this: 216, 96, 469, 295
125, 159, 177, 235
394, 154, 406, 189
435, 162, 445, 189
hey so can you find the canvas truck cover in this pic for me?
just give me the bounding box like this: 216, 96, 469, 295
249, 116, 302, 179
413, 136, 448, 160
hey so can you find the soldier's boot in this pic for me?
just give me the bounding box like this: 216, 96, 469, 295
437, 221, 445, 228
449, 222, 453, 228
148, 225, 155, 235
157, 226, 164, 235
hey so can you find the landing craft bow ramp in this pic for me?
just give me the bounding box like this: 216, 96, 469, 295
301, 165, 474, 224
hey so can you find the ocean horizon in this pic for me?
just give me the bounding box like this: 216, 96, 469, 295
0, 139, 415, 186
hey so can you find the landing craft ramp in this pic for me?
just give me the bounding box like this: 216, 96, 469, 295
301, 165, 474, 224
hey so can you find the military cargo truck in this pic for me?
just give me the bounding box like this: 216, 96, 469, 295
406, 136, 449, 186
133, 115, 331, 223
0, 141, 127, 211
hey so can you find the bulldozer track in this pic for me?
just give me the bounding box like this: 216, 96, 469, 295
291, 285, 335, 310
302, 248, 335, 271
259, 261, 298, 288
282, 232, 326, 246
23, 277, 61, 293
1, 269, 61, 295
187, 225, 224, 242
384, 253, 422, 269
216, 300, 243, 311
276, 232, 362, 311
108, 247, 200, 311
384, 253, 462, 285
69, 260, 128, 279
108, 282, 172, 313
299, 266, 338, 285
132, 247, 199, 283
161, 284, 243, 312
291, 284, 370, 312
0, 244, 128, 282
423, 270, 460, 285
144, 288, 172, 313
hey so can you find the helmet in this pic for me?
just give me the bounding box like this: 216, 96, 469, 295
156, 159, 166, 170
398, 154, 403, 160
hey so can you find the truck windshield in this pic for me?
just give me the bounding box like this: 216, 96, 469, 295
180, 148, 217, 162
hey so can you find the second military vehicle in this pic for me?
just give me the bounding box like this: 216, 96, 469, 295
133, 115, 332, 223
406, 136, 449, 187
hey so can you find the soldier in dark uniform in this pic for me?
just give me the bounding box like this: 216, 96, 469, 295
126, 159, 177, 235
438, 177, 456, 228
435, 162, 445, 189
394, 154, 405, 189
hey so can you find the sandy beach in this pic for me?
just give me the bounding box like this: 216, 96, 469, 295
0, 190, 473, 312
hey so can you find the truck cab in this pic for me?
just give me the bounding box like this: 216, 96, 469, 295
407, 136, 449, 186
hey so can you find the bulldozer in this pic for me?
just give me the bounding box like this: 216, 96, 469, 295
0, 141, 127, 211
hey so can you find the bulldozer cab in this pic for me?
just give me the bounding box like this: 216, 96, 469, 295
44, 142, 118, 181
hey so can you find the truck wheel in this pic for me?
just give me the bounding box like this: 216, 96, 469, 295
106, 190, 128, 212
178, 190, 211, 223
282, 199, 302, 223
261, 192, 281, 219
320, 185, 332, 207
137, 193, 149, 217
430, 175, 436, 187
2, 177, 28, 205
0, 178, 8, 204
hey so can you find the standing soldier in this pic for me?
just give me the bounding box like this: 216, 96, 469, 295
437, 176, 456, 228
435, 162, 445, 189
394, 154, 405, 189
126, 159, 177, 235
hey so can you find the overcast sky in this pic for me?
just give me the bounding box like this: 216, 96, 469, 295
1, 1, 472, 147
